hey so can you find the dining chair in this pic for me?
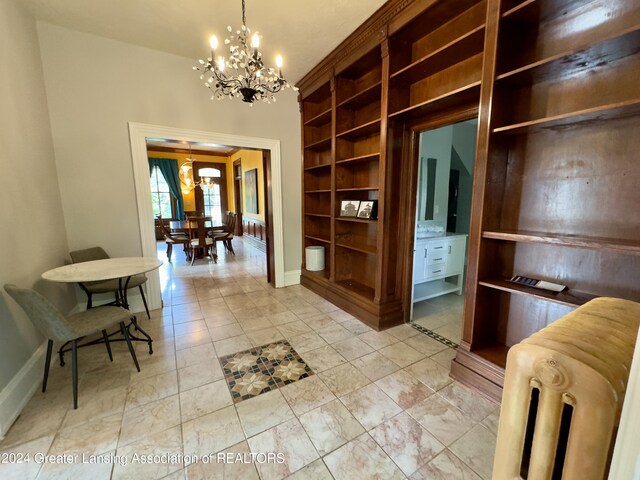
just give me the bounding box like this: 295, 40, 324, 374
69, 247, 151, 318
213, 212, 237, 255
188, 217, 217, 265
157, 216, 189, 262
4, 284, 141, 409
185, 210, 203, 219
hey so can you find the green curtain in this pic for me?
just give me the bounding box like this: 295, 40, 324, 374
148, 158, 185, 220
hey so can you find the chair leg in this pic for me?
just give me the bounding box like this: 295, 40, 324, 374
42, 339, 53, 393
102, 330, 113, 361
139, 286, 151, 319
71, 340, 79, 409
121, 322, 141, 372
86, 293, 93, 310
167, 243, 173, 262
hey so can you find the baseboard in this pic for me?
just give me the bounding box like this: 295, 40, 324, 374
284, 270, 301, 287
0, 342, 47, 439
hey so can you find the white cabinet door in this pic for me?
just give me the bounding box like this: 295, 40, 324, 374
445, 236, 466, 275
413, 243, 427, 283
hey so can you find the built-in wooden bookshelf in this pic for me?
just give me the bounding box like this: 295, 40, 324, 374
297, 0, 640, 400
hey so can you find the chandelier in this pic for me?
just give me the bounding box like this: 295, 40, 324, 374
179, 144, 221, 194
193, 0, 296, 104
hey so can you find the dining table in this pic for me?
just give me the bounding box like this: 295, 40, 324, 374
169, 218, 224, 234
42, 257, 162, 364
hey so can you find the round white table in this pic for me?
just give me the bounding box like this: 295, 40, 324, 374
42, 257, 162, 283
42, 257, 163, 363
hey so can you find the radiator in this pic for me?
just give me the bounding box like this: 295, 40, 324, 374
493, 297, 640, 480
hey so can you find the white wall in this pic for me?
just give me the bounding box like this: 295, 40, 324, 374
609, 328, 640, 480
0, 0, 74, 427
36, 22, 302, 274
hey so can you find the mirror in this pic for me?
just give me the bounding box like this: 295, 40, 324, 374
418, 157, 437, 221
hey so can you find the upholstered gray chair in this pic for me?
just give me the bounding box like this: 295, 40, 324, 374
69, 246, 150, 318
4, 284, 141, 409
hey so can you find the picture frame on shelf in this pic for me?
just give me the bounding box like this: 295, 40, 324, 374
357, 200, 377, 220
340, 200, 360, 217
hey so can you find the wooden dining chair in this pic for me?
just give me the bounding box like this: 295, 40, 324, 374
187, 217, 217, 265
69, 247, 151, 318
213, 212, 237, 255
4, 284, 141, 409
157, 216, 189, 262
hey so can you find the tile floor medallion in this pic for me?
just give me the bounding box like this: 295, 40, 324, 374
0, 240, 500, 480
220, 339, 314, 402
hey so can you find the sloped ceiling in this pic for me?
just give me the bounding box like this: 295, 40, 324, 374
24, 0, 388, 83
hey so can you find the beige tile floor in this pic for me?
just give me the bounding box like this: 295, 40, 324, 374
412, 293, 465, 345
0, 239, 498, 480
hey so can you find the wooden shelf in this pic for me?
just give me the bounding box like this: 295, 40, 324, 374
304, 163, 332, 171
389, 82, 481, 119
336, 187, 378, 192
496, 26, 640, 85
337, 82, 382, 110
336, 242, 376, 255
493, 98, 640, 134
472, 343, 509, 369
304, 189, 331, 194
305, 213, 331, 218
336, 153, 380, 165
502, 0, 584, 23
479, 278, 598, 308
305, 234, 330, 244
391, 25, 485, 85
304, 137, 332, 151
336, 119, 381, 140
303, 268, 330, 281
482, 230, 640, 255
303, 107, 332, 127
336, 217, 377, 224
335, 279, 375, 301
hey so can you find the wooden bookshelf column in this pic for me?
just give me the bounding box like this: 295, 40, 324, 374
297, 0, 639, 399
451, 0, 640, 402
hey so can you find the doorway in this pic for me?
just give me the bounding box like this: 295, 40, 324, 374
233, 158, 243, 235
128, 123, 286, 310
408, 118, 478, 345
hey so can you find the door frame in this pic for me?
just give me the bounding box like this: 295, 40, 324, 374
232, 158, 243, 236
400, 106, 479, 322
128, 122, 286, 310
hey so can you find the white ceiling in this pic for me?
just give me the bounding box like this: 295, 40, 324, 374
24, 0, 388, 83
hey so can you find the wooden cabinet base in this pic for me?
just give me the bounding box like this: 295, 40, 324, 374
301, 270, 403, 331
450, 347, 505, 404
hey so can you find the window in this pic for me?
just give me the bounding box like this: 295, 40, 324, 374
202, 176, 223, 222
150, 165, 174, 218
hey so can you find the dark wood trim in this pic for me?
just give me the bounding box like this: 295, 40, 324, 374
193, 161, 228, 214
232, 159, 243, 236
400, 105, 479, 322
262, 150, 275, 286
301, 270, 403, 330
147, 146, 233, 157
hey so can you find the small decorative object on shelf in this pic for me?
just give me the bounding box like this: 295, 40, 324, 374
340, 200, 360, 217
357, 200, 377, 220
509, 275, 567, 293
